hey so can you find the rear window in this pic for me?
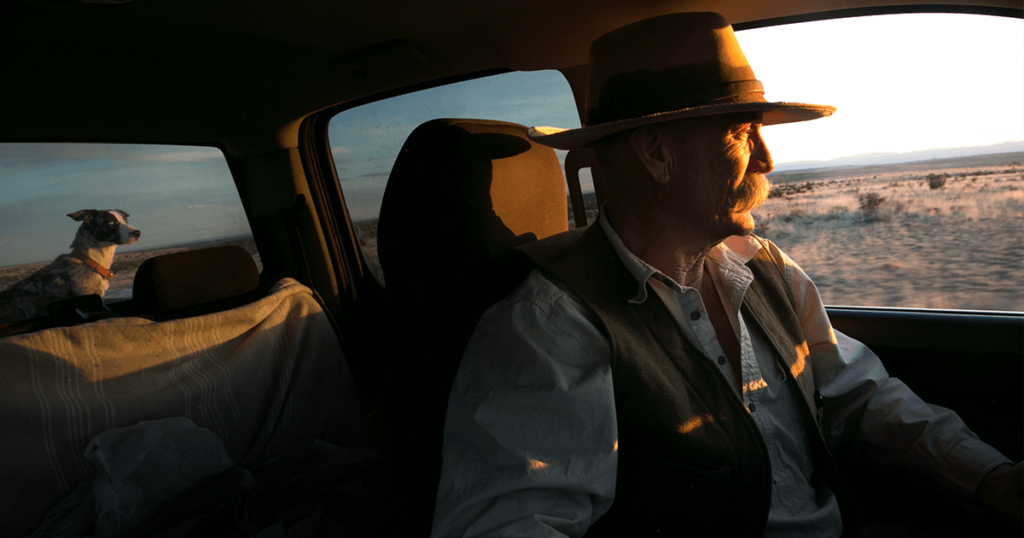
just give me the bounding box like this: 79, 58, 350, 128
0, 144, 258, 319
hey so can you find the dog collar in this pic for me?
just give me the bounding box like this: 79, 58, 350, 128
71, 250, 114, 279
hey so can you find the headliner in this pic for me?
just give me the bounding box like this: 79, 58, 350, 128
0, 0, 1018, 157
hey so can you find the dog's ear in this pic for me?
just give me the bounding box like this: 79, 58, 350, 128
111, 209, 130, 219
68, 210, 95, 222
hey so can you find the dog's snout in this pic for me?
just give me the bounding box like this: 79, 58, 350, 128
132, 229, 142, 238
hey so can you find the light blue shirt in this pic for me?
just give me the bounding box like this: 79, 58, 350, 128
432, 213, 1010, 538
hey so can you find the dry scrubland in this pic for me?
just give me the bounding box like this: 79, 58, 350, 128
754, 154, 1024, 311
0, 236, 262, 298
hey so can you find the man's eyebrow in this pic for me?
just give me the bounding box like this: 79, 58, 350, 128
722, 115, 763, 133
732, 112, 764, 125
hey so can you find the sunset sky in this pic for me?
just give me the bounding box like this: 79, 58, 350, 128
737, 13, 1023, 163
1, 13, 1021, 265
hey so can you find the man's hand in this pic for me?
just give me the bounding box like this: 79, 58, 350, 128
976, 462, 1023, 526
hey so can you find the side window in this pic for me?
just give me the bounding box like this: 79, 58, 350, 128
0, 144, 258, 322
736, 13, 1023, 312
328, 70, 580, 285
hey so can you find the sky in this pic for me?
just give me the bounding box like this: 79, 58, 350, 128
736, 13, 1024, 163
1, 13, 1021, 266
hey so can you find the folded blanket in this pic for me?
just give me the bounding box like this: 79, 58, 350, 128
0, 278, 366, 538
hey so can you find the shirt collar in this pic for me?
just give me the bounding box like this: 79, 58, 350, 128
598, 209, 763, 304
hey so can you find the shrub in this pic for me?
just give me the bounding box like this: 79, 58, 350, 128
781, 209, 806, 223
927, 173, 947, 189
858, 192, 885, 212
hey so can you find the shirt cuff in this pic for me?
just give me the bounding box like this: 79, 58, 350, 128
940, 437, 1013, 503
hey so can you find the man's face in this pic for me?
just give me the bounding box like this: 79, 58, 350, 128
658, 112, 774, 241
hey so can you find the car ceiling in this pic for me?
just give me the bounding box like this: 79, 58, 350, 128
1, 0, 1018, 158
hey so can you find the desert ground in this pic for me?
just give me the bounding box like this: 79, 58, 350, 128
754, 154, 1023, 311
4, 153, 1021, 312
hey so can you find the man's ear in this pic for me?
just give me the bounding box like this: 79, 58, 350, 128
630, 126, 671, 184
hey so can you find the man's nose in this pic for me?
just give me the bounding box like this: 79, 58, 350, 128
752, 130, 774, 174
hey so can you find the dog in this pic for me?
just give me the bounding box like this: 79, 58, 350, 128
0, 209, 141, 325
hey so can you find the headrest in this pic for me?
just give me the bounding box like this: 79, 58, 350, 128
378, 119, 567, 297
132, 246, 260, 315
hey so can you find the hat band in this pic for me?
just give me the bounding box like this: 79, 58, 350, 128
587, 79, 765, 127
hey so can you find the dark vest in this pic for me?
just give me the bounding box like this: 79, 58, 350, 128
518, 225, 848, 537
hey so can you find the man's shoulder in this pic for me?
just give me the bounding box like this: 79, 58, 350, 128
466, 265, 609, 370
478, 264, 605, 344
500, 266, 595, 320
515, 227, 588, 268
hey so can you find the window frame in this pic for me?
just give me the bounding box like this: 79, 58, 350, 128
304, 6, 1023, 315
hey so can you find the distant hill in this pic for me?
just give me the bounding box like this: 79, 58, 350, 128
769, 151, 1024, 185
774, 141, 1024, 172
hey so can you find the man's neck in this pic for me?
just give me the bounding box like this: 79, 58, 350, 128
604, 204, 716, 289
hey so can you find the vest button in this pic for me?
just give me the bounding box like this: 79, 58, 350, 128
717, 356, 726, 365
748, 403, 757, 413
690, 311, 701, 320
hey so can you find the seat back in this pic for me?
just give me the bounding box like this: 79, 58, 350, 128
132, 245, 261, 320
374, 118, 568, 532
378, 118, 567, 298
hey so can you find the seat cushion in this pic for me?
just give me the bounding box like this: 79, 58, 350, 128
0, 278, 366, 536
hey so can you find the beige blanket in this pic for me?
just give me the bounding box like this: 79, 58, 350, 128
0, 278, 366, 537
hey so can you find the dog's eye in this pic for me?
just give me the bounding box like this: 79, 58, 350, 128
105, 220, 115, 226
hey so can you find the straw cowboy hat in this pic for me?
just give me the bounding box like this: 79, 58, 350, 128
529, 12, 835, 149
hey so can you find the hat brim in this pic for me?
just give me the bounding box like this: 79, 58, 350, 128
529, 101, 835, 150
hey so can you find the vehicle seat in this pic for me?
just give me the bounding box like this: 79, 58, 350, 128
0, 247, 366, 537
374, 118, 568, 533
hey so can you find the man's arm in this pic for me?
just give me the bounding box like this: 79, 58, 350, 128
761, 240, 1018, 519
431, 268, 618, 538
977, 462, 1024, 525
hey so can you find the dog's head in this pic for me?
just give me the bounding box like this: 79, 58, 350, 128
68, 209, 142, 247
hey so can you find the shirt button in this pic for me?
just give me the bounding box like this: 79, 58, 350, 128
690, 311, 701, 320
748, 403, 757, 413
717, 356, 726, 365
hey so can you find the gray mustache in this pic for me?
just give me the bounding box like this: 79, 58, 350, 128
733, 174, 772, 213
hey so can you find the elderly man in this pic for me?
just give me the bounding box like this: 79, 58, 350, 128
431, 12, 1021, 538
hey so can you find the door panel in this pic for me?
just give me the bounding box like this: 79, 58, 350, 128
827, 307, 1022, 534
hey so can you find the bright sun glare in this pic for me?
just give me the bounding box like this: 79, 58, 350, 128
737, 14, 1024, 165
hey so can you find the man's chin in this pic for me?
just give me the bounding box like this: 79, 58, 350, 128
727, 211, 757, 236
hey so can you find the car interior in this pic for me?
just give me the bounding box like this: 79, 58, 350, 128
0, 0, 1021, 536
